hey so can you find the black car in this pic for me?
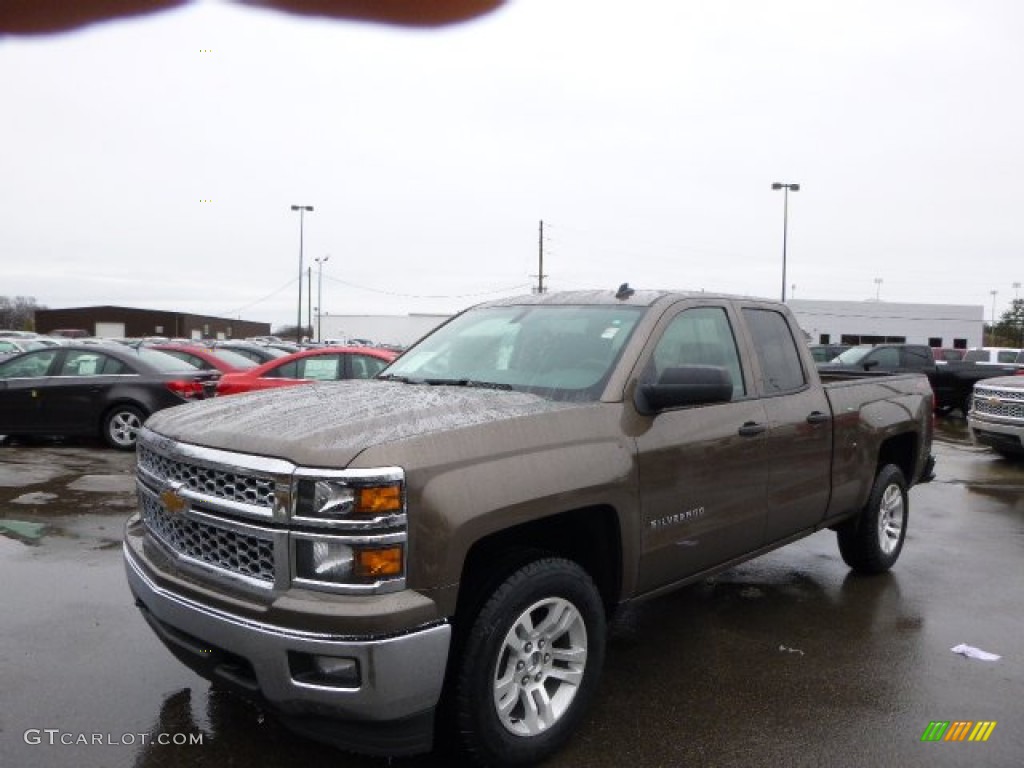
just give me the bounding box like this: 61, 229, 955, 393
0, 344, 218, 449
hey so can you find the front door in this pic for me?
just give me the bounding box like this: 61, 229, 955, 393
634, 304, 770, 594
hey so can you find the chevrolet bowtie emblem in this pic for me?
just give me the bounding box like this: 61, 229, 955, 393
987, 396, 1001, 405
159, 483, 189, 516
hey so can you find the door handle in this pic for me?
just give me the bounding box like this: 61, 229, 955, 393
738, 421, 767, 437
806, 411, 830, 424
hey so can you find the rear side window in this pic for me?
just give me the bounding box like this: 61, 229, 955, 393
742, 308, 806, 394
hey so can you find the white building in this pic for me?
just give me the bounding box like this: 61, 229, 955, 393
319, 313, 450, 348
317, 300, 987, 352
787, 299, 984, 349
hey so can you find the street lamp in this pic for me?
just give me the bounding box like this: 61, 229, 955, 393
874, 277, 883, 301
315, 255, 330, 343
771, 182, 800, 302
291, 204, 314, 342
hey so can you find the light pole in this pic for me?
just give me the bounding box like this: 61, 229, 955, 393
315, 255, 330, 343
291, 204, 314, 342
989, 289, 998, 345
771, 182, 800, 302
874, 277, 883, 301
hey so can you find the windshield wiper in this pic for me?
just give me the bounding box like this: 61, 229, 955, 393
422, 378, 514, 391
377, 374, 419, 384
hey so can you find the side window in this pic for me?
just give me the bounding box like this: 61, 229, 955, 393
298, 356, 342, 381
651, 307, 745, 399
267, 360, 298, 379
58, 351, 126, 376
742, 308, 806, 394
0, 349, 59, 379
997, 350, 1018, 363
867, 347, 899, 369
350, 354, 389, 379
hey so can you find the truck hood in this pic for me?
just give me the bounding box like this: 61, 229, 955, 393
145, 380, 576, 467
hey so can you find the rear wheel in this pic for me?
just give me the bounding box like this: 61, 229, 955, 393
455, 557, 606, 767
837, 464, 908, 573
102, 405, 145, 450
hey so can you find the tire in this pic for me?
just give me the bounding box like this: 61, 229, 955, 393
102, 404, 145, 450
837, 464, 908, 574
455, 557, 606, 767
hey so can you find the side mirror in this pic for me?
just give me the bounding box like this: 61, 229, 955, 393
862, 359, 879, 371
635, 365, 733, 414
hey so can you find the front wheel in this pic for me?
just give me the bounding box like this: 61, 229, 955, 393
102, 404, 145, 450
837, 464, 908, 573
455, 557, 606, 767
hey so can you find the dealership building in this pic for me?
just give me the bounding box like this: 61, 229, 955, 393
786, 299, 985, 349
318, 300, 987, 351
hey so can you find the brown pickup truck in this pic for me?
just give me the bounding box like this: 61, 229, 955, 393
124, 288, 935, 766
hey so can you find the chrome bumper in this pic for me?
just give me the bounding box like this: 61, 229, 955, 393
124, 541, 451, 753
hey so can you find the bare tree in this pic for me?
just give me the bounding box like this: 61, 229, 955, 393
0, 296, 45, 331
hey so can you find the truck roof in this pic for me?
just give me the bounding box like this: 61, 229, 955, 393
476, 287, 778, 309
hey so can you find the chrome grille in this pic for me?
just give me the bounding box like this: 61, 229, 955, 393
140, 493, 275, 583
138, 444, 276, 509
972, 386, 1024, 420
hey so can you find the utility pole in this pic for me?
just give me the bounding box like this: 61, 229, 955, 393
307, 265, 313, 341
533, 220, 548, 294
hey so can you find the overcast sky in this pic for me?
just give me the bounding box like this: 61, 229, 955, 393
2, 0, 1022, 330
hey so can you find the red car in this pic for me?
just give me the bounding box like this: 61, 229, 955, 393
149, 343, 259, 373
215, 346, 398, 396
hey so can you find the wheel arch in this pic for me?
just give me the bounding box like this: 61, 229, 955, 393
876, 431, 917, 485
452, 505, 623, 631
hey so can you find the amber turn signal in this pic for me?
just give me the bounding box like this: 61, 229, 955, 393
354, 546, 403, 578
355, 485, 402, 514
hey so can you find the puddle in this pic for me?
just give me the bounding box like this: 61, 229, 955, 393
11, 492, 60, 505
0, 519, 47, 544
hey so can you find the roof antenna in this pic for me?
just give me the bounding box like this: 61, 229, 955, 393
615, 282, 635, 300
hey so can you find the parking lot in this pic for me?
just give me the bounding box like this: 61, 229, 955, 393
1, 419, 1021, 768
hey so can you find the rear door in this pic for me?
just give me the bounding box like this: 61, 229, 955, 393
634, 302, 770, 593
740, 306, 832, 541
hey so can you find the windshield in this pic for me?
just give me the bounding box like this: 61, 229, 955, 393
831, 346, 873, 364
381, 304, 644, 401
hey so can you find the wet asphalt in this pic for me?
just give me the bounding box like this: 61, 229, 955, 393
0, 420, 1021, 768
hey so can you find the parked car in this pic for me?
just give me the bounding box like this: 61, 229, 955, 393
968, 375, 1024, 459
819, 343, 1021, 414
0, 339, 46, 358
148, 343, 259, 373
962, 346, 1022, 365
808, 343, 850, 362
931, 347, 965, 362
215, 345, 398, 396
205, 341, 291, 365
0, 344, 218, 449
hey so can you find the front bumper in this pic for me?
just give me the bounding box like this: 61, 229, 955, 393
124, 534, 451, 755
968, 415, 1024, 455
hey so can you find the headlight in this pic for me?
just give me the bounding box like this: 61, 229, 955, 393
293, 468, 405, 527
